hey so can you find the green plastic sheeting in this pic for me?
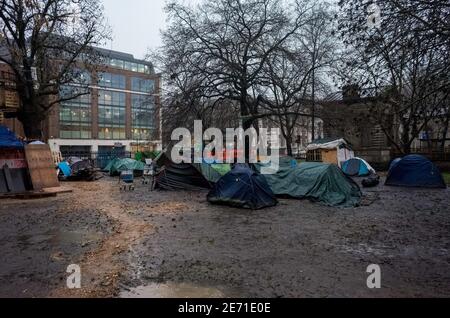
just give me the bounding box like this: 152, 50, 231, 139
255, 158, 361, 207
193, 163, 231, 183
211, 164, 232, 176
105, 158, 145, 176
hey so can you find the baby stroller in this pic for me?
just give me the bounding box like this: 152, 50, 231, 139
119, 170, 135, 191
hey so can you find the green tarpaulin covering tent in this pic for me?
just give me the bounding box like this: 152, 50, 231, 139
254, 157, 361, 207
193, 163, 232, 183
105, 158, 145, 176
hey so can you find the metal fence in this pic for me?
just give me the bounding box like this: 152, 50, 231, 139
60, 151, 132, 169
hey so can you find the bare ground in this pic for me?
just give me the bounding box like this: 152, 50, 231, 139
0, 177, 449, 298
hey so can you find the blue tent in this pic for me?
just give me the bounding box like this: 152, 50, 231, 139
389, 158, 402, 171
0, 125, 23, 149
385, 155, 446, 189
207, 164, 278, 210
342, 157, 375, 177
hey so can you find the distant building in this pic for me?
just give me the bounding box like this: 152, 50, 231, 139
0, 48, 162, 156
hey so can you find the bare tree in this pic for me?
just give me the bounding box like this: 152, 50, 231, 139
337, 0, 450, 154
161, 0, 315, 157
0, 0, 109, 139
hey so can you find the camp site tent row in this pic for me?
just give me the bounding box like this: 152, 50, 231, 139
105, 158, 146, 176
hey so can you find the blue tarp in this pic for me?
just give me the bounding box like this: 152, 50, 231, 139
386, 155, 446, 189
0, 125, 23, 149
207, 164, 278, 210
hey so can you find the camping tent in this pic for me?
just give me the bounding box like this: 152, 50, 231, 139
104, 158, 145, 176
254, 158, 362, 207
207, 164, 278, 210
0, 125, 23, 149
342, 157, 376, 177
155, 163, 213, 190
385, 155, 446, 189
154, 152, 230, 188
306, 138, 354, 167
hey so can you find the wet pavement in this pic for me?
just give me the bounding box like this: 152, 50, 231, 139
0, 177, 449, 298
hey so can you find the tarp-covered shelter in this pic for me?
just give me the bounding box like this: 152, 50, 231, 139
207, 164, 278, 210
154, 152, 231, 189
153, 152, 213, 190
105, 158, 145, 176
0, 125, 23, 149
386, 155, 446, 189
306, 138, 354, 167
0, 126, 30, 194
155, 163, 213, 191
342, 157, 376, 177
255, 157, 362, 207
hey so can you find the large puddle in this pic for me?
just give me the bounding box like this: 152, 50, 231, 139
119, 282, 226, 298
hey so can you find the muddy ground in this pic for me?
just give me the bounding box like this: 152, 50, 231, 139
0, 177, 449, 298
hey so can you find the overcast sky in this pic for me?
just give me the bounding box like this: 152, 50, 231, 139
102, 0, 168, 59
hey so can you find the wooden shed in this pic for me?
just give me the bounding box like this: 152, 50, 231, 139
306, 138, 354, 167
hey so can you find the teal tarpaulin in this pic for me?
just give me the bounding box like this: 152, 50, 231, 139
255, 158, 362, 207
105, 158, 145, 176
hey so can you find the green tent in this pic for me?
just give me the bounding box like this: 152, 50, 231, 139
193, 163, 231, 183
255, 158, 361, 207
105, 158, 145, 176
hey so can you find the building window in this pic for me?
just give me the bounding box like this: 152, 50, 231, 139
131, 94, 155, 140
59, 87, 92, 139
98, 90, 126, 140
131, 77, 154, 93
106, 58, 152, 74
98, 72, 126, 89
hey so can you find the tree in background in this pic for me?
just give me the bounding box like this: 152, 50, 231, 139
0, 0, 109, 139
337, 0, 450, 154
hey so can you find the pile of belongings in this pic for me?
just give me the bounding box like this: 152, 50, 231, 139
58, 157, 99, 181
386, 155, 446, 189
254, 157, 362, 207
207, 164, 278, 210
105, 158, 145, 176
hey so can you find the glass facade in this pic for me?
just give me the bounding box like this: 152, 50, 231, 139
131, 94, 155, 140
106, 58, 152, 74
98, 72, 126, 89
131, 77, 155, 93
59, 86, 92, 139
98, 90, 127, 140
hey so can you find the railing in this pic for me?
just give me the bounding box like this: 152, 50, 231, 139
60, 151, 132, 169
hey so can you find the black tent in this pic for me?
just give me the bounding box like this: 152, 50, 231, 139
207, 164, 278, 210
154, 153, 213, 191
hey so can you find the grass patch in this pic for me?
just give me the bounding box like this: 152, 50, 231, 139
443, 172, 450, 185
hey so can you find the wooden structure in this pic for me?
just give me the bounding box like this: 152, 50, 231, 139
306, 138, 354, 167
24, 144, 59, 190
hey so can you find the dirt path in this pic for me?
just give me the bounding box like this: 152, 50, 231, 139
1, 177, 449, 298
49, 181, 152, 297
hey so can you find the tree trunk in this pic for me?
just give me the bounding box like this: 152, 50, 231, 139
286, 135, 293, 157
440, 116, 450, 152
17, 108, 44, 140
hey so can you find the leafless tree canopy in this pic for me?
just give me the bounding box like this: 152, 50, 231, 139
157, 0, 338, 156
0, 0, 110, 138
336, 0, 450, 154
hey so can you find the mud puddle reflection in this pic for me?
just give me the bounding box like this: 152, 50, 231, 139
119, 282, 226, 298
